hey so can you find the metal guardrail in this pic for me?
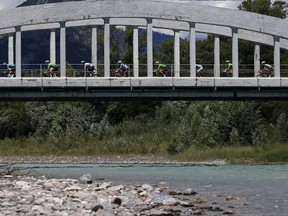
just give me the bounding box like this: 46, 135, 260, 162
2, 64, 288, 78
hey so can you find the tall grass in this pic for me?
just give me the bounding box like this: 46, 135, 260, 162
1, 137, 288, 163
169, 144, 288, 163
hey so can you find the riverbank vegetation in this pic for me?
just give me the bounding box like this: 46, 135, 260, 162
1, 1, 288, 163
0, 101, 288, 163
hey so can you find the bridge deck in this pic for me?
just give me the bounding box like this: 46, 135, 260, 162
1, 77, 288, 100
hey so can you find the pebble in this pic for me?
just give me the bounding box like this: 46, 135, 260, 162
0, 174, 237, 215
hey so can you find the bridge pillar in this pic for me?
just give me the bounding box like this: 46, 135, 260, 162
133, 26, 139, 77
189, 23, 196, 77
232, 27, 239, 77
104, 18, 110, 77
147, 19, 153, 77
8, 34, 14, 64
254, 44, 260, 76
92, 27, 97, 72
15, 26, 21, 78
214, 35, 220, 77
274, 36, 280, 77
60, 22, 66, 77
174, 30, 180, 77
50, 29, 56, 64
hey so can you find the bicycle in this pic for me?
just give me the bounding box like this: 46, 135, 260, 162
256, 69, 272, 77
222, 68, 233, 77
153, 69, 167, 77
83, 70, 97, 77
7, 70, 15, 78
44, 69, 58, 77
115, 69, 128, 77
5, 67, 15, 78
196, 70, 204, 77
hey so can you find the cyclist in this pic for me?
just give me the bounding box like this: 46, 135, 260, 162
81, 60, 97, 77
196, 64, 204, 77
223, 60, 233, 77
259, 61, 273, 77
3, 62, 15, 78
115, 60, 128, 77
45, 60, 59, 77
154, 61, 167, 77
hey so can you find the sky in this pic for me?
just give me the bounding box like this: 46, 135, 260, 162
0, 0, 25, 10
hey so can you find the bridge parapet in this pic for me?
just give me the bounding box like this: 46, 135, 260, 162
1, 77, 288, 100
0, 77, 285, 88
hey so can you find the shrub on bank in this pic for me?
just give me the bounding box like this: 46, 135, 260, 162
0, 101, 288, 162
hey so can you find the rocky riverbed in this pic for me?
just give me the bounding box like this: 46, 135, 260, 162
0, 157, 251, 215
0, 173, 244, 216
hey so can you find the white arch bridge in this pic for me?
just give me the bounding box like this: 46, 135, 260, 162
1, 0, 288, 100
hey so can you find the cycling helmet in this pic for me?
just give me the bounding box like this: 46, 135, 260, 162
225, 60, 230, 63
261, 61, 265, 64
81, 60, 85, 64
117, 60, 122, 64
45, 60, 50, 63
155, 61, 159, 64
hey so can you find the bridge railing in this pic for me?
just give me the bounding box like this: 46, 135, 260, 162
2, 64, 288, 78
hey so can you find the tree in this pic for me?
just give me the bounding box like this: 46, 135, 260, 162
0, 102, 31, 139
238, 0, 287, 18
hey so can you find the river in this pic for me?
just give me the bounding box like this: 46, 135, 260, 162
23, 163, 288, 216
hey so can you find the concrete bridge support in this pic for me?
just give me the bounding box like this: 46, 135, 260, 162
60, 22, 66, 77
254, 44, 260, 76
50, 29, 56, 64
174, 30, 180, 77
232, 28, 239, 77
274, 36, 280, 77
133, 27, 139, 77
147, 19, 153, 77
104, 19, 110, 77
8, 34, 14, 64
214, 35, 220, 77
189, 23, 196, 77
92, 27, 97, 72
15, 27, 21, 78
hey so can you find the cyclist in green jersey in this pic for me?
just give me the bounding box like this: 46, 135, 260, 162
154, 61, 167, 77
45, 60, 59, 77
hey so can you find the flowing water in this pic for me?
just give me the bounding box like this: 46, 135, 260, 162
23, 163, 288, 216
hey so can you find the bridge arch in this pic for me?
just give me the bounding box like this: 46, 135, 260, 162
0, 0, 288, 78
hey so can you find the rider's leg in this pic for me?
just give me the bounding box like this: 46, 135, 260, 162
51, 68, 57, 77
93, 70, 97, 77
116, 70, 122, 77
163, 69, 167, 77
227, 69, 233, 77
160, 69, 166, 77
88, 69, 92, 77
7, 69, 11, 77
262, 69, 269, 77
